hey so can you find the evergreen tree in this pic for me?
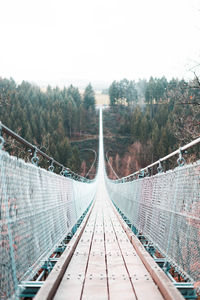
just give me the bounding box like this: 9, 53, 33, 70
83, 83, 95, 111
109, 79, 138, 106
67, 85, 81, 107
109, 81, 119, 106
0, 77, 97, 174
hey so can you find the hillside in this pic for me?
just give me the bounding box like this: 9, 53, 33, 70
1, 76, 200, 180
0, 78, 98, 178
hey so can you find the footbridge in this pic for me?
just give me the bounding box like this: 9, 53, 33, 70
0, 108, 200, 300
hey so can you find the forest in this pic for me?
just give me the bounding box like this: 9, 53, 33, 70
0, 75, 200, 179
0, 78, 97, 175
105, 76, 200, 178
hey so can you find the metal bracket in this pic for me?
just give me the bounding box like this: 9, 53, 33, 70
173, 283, 197, 299
18, 281, 44, 298
138, 170, 145, 178
177, 148, 186, 167
64, 168, 71, 178
145, 167, 150, 177
0, 122, 4, 150
31, 147, 39, 166
48, 159, 55, 172
157, 160, 163, 173
60, 166, 66, 176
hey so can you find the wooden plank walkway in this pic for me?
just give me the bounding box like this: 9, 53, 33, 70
35, 175, 183, 300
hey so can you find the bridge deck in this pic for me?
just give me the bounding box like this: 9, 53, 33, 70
35, 178, 182, 300
34, 108, 184, 300
54, 183, 164, 300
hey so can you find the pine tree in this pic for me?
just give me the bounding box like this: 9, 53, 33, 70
83, 83, 95, 111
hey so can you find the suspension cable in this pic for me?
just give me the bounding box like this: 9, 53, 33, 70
0, 121, 91, 182
105, 150, 119, 179
80, 148, 97, 178
118, 136, 200, 182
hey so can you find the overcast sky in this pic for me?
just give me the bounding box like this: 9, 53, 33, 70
0, 0, 199, 86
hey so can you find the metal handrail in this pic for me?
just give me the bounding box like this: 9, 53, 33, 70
80, 148, 97, 178
116, 136, 200, 182
0, 122, 64, 166
105, 150, 119, 179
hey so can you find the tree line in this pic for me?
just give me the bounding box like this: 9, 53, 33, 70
1, 75, 199, 178
0, 77, 96, 173
109, 76, 200, 106
105, 76, 200, 176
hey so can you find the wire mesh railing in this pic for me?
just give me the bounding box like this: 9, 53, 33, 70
105, 149, 200, 293
0, 130, 97, 299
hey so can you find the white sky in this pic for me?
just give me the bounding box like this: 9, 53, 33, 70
0, 0, 199, 86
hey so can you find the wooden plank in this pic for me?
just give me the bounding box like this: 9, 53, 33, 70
108, 198, 185, 300
34, 201, 95, 300
103, 200, 137, 300
53, 205, 97, 300
35, 171, 183, 300
107, 204, 164, 300
81, 202, 108, 300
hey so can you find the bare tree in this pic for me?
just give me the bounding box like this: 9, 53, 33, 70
167, 73, 200, 144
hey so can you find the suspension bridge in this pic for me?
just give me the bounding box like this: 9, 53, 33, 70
0, 108, 200, 300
